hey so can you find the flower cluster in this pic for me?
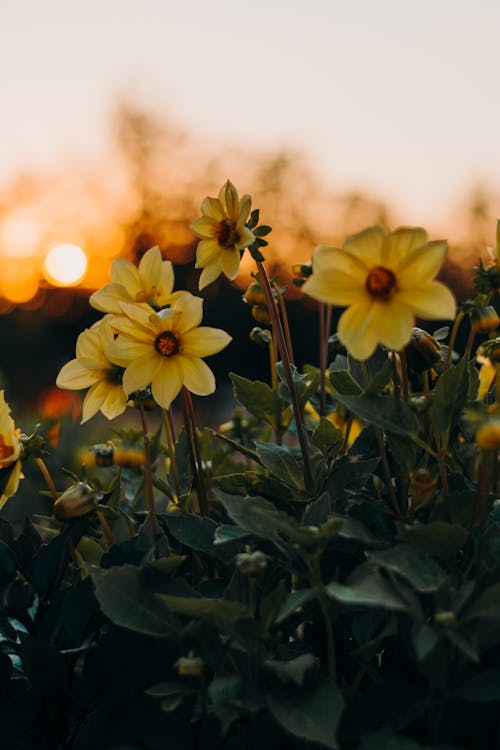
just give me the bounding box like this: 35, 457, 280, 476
57, 245, 232, 420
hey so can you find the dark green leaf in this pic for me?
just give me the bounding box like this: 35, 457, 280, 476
255, 441, 304, 490
430, 355, 469, 439
329, 370, 362, 396
397, 522, 468, 561
211, 430, 261, 463
454, 668, 500, 702
166, 514, 233, 562
158, 594, 257, 637
230, 373, 283, 431
335, 394, 419, 436
265, 653, 319, 686
214, 490, 301, 541
267, 677, 343, 749
368, 544, 447, 593
275, 587, 320, 624
325, 573, 411, 613
311, 418, 343, 457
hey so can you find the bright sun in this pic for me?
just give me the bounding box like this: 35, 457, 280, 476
43, 243, 88, 286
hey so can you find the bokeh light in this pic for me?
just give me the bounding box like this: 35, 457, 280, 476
43, 243, 88, 286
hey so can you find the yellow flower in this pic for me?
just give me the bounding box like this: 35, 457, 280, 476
89, 245, 184, 314
56, 320, 129, 423
107, 295, 232, 409
303, 227, 456, 360
477, 355, 496, 400
0, 391, 23, 510
190, 180, 255, 290
476, 419, 500, 451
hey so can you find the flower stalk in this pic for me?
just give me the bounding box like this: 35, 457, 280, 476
138, 402, 160, 539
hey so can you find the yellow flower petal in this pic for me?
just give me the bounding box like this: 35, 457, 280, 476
200, 196, 224, 221
199, 261, 223, 290
302, 269, 362, 306
396, 240, 447, 285
101, 385, 129, 420
370, 300, 414, 351
122, 352, 163, 394
156, 261, 175, 304
195, 239, 221, 268
311, 245, 367, 279
179, 356, 215, 395
151, 359, 183, 408
110, 258, 142, 298
221, 248, 241, 279
173, 295, 204, 333
57, 359, 99, 389
343, 227, 387, 266
89, 283, 133, 313
107, 336, 152, 366
82, 381, 109, 423
220, 180, 238, 219
236, 226, 255, 251
190, 216, 217, 239
337, 298, 380, 360
182, 327, 232, 357
382, 227, 427, 267
396, 282, 456, 320
138, 246, 162, 290
238, 194, 252, 224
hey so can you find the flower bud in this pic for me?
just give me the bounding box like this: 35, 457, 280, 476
404, 328, 441, 372
249, 327, 272, 347
470, 305, 500, 333
292, 263, 312, 279
243, 281, 267, 308
53, 482, 97, 521
176, 656, 203, 677
235, 550, 268, 576
90, 442, 115, 467
476, 419, 500, 451
409, 468, 438, 509
251, 305, 271, 325
434, 610, 456, 628
482, 338, 500, 364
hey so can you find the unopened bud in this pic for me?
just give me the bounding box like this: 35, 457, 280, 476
251, 305, 271, 325
292, 263, 312, 279
434, 610, 456, 628
235, 550, 268, 576
176, 656, 203, 677
476, 419, 500, 450
470, 305, 500, 333
409, 468, 438, 509
53, 482, 97, 521
243, 282, 267, 308
90, 441, 115, 467
404, 328, 441, 372
249, 327, 272, 347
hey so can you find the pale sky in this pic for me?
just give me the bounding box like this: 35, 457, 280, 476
1, 0, 499, 224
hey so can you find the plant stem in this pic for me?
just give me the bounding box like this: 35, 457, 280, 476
35, 457, 58, 503
138, 403, 160, 539
274, 283, 295, 365
437, 445, 452, 523
96, 510, 114, 547
268, 334, 278, 390
391, 352, 401, 400
319, 303, 330, 416
162, 408, 181, 502
256, 260, 313, 493
375, 427, 399, 516
399, 349, 410, 401
444, 310, 465, 371
182, 388, 209, 516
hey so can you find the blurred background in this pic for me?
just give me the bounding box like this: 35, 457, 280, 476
0, 0, 499, 428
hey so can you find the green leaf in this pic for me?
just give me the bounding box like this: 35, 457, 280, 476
93, 564, 180, 638
265, 653, 319, 686
430, 355, 469, 439
211, 430, 261, 463
454, 668, 500, 702
462, 582, 500, 621
355, 729, 421, 750
158, 594, 258, 637
348, 347, 390, 389
325, 574, 411, 613
208, 676, 242, 735
267, 678, 343, 749
311, 418, 343, 457
368, 544, 447, 593
165, 514, 233, 562
230, 373, 283, 431
214, 489, 301, 541
329, 370, 362, 396
275, 587, 320, 624
254, 441, 304, 490
397, 522, 468, 561
412, 623, 438, 662
334, 394, 419, 436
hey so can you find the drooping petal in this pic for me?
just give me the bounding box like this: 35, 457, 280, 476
199, 260, 223, 290
337, 297, 380, 360
138, 246, 162, 290
190, 216, 217, 239
220, 248, 241, 279
101, 385, 129, 420
179, 356, 216, 395
151, 358, 183, 409
182, 327, 232, 357
81, 381, 108, 423
302, 269, 363, 306
56, 359, 99, 390
343, 226, 387, 266
382, 227, 427, 267
200, 196, 224, 221
396, 282, 456, 320
369, 299, 415, 351
110, 258, 142, 298
195, 239, 221, 268
396, 240, 448, 285
122, 352, 163, 394
89, 283, 132, 313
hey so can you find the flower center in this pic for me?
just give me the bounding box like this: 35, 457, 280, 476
366, 266, 397, 301
155, 331, 180, 357
215, 219, 238, 249
105, 366, 124, 385
0, 436, 14, 466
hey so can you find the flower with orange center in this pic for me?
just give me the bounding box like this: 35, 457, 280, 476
107, 295, 232, 409
89, 245, 185, 314
0, 391, 23, 510
189, 180, 255, 290
56, 320, 129, 423
302, 226, 456, 360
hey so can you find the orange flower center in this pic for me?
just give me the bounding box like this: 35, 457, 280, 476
366, 266, 397, 301
215, 219, 238, 249
0, 436, 14, 466
155, 331, 180, 357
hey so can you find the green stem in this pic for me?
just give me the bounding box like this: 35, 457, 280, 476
35, 457, 58, 503
375, 427, 400, 516
275, 284, 295, 365
256, 260, 313, 493
391, 352, 401, 400
471, 449, 491, 531
162, 408, 181, 502
399, 348, 410, 401
138, 403, 160, 539
182, 388, 209, 516
444, 310, 465, 371
437, 445, 452, 523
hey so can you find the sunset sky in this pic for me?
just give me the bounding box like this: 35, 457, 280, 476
1, 0, 499, 226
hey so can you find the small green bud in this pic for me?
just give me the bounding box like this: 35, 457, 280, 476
235, 550, 268, 576
176, 656, 203, 677
53, 482, 97, 521
404, 328, 441, 372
